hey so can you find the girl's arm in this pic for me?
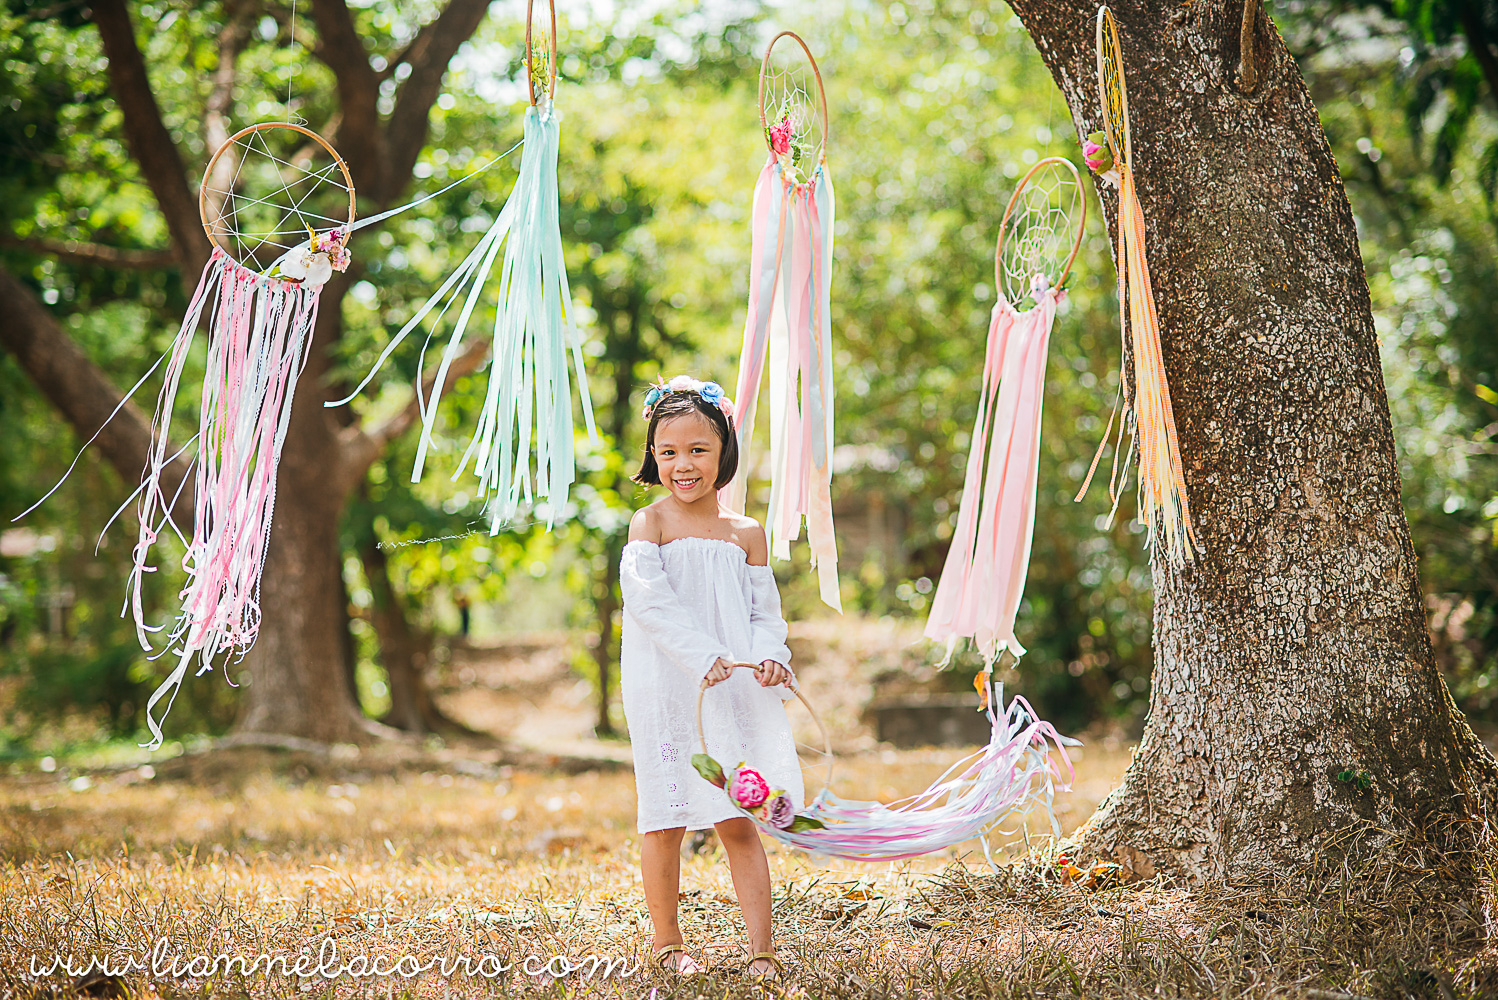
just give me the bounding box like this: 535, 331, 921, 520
622, 511, 734, 681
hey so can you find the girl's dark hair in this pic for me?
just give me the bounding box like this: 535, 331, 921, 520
631, 390, 739, 489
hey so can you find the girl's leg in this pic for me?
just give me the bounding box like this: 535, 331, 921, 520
641, 827, 703, 972
713, 817, 777, 974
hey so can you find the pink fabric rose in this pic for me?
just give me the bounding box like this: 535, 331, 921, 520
729, 766, 770, 809
1082, 131, 1114, 173
768, 117, 793, 156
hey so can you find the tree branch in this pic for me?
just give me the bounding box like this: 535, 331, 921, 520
1238, 0, 1262, 94
0, 266, 194, 522
90, 0, 213, 283
202, 2, 253, 246
1458, 5, 1498, 112
340, 336, 491, 477
310, 0, 384, 196
382, 0, 491, 203
0, 234, 174, 269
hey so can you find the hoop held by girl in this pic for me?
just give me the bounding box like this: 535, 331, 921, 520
619, 375, 800, 980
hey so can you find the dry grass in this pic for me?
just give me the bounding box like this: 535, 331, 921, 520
3, 622, 1496, 998
3, 742, 1495, 999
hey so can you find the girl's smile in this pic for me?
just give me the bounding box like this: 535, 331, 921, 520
652, 412, 722, 505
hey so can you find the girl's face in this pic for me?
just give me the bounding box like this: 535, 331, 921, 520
651, 411, 722, 505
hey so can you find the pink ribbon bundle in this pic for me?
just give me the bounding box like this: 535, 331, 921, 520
125, 248, 321, 749
735, 685, 1076, 864
925, 289, 1059, 670
725, 156, 840, 611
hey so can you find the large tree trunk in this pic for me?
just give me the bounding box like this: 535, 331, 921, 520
230, 298, 365, 743
1010, 0, 1498, 880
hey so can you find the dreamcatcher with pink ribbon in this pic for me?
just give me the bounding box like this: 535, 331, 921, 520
925, 157, 1086, 690
724, 32, 840, 611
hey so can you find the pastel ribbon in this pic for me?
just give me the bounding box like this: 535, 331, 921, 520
331, 105, 595, 530
925, 290, 1058, 668
732, 684, 1077, 865
725, 157, 840, 610
125, 248, 320, 749
1078, 162, 1197, 564
1116, 163, 1195, 563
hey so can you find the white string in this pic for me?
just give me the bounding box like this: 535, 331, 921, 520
286, 0, 303, 124
998, 162, 1083, 303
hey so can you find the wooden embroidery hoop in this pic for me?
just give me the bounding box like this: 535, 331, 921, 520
198, 122, 357, 266
1095, 6, 1133, 169
993, 156, 1087, 305
696, 664, 834, 802
757, 30, 830, 167
525, 0, 558, 107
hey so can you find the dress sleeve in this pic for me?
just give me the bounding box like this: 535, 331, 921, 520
620, 540, 732, 681
747, 565, 797, 702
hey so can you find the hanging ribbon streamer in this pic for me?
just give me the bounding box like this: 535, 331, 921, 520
725, 32, 840, 611
924, 290, 1058, 670
123, 248, 322, 750
15, 121, 531, 750
1080, 6, 1197, 565
330, 112, 595, 532
726, 156, 839, 610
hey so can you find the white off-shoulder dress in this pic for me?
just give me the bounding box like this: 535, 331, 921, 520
619, 537, 804, 834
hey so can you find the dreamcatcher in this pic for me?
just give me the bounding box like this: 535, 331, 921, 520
924, 157, 1086, 687
134, 122, 356, 749
331, 0, 596, 530
1078, 6, 1197, 564
724, 31, 840, 611
693, 667, 1076, 864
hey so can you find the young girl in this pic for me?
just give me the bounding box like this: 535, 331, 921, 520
619, 375, 801, 980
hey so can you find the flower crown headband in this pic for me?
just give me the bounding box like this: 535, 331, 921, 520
641, 375, 735, 423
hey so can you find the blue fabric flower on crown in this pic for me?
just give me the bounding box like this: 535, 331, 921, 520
641, 375, 734, 423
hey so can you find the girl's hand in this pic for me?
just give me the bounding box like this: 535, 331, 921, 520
703, 657, 736, 688
755, 660, 791, 688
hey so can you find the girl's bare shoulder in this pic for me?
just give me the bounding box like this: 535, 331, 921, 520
723, 512, 769, 566
628, 504, 666, 544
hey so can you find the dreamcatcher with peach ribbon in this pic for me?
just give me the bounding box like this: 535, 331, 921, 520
1077, 5, 1198, 564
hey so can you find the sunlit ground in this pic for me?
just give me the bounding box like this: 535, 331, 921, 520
2, 623, 1493, 997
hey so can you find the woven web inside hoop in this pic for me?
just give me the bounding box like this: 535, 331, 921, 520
997, 160, 1085, 305
201, 126, 354, 271
1097, 7, 1130, 166
760, 37, 826, 177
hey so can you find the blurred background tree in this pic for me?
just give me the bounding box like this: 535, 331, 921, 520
0, 0, 1492, 753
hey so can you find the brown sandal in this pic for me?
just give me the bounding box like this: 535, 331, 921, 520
654, 944, 704, 975
745, 951, 785, 982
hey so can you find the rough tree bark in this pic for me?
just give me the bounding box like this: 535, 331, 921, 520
1009, 0, 1498, 880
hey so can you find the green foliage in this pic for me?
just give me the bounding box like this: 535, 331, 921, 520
3, 0, 1495, 743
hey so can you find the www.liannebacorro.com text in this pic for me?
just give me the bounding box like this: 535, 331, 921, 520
29, 937, 639, 982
